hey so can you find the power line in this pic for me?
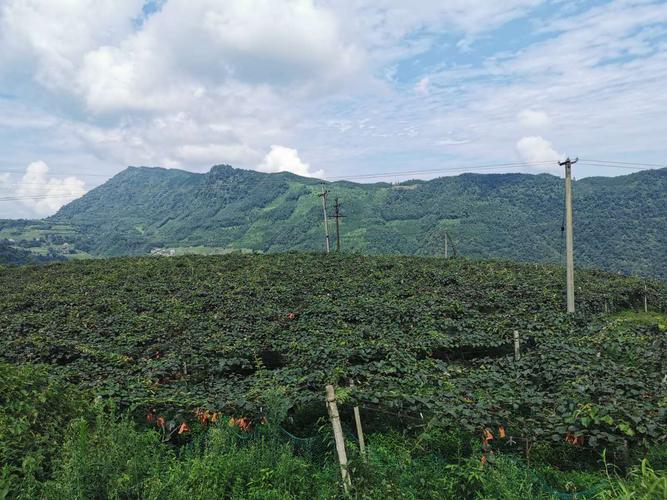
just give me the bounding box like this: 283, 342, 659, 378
328, 160, 663, 182
579, 159, 667, 169
322, 161, 556, 181
0, 158, 659, 205
577, 163, 647, 171
0, 194, 82, 202
0, 169, 114, 178
0, 158, 660, 186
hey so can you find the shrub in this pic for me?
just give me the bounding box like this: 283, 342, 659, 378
0, 362, 88, 495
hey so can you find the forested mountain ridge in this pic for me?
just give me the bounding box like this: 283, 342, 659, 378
1, 164, 665, 280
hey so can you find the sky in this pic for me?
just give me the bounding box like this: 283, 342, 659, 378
1, 0, 666, 218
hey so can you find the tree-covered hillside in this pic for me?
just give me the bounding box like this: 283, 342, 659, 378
0, 239, 63, 265
1, 165, 665, 280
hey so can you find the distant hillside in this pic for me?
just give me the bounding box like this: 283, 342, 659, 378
0, 239, 63, 265
0, 165, 665, 279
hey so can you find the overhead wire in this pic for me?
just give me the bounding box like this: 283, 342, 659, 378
579, 159, 667, 169
322, 161, 556, 181
0, 158, 661, 203
0, 158, 660, 186
0, 181, 103, 187
0, 194, 82, 202
0, 168, 118, 177
0, 161, 556, 202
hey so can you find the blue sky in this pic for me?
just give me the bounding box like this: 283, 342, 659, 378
0, 0, 666, 217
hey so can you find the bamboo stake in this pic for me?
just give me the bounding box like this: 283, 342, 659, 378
326, 385, 351, 493
350, 381, 366, 459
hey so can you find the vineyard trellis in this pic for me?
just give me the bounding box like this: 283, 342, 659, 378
0, 253, 665, 477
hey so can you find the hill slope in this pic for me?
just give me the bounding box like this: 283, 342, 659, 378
1, 253, 665, 448
2, 253, 666, 497
2, 165, 666, 279
0, 239, 63, 265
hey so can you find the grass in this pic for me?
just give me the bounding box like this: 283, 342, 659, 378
611, 310, 667, 329
6, 406, 664, 499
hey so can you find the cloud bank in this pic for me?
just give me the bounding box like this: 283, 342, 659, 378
16, 162, 86, 216
1, 1, 666, 216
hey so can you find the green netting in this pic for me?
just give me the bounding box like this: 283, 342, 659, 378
537, 479, 607, 499
279, 426, 329, 459
534, 473, 608, 499
231, 429, 254, 441
230, 425, 329, 461
503, 456, 608, 499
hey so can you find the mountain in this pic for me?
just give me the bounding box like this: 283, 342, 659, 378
1, 164, 665, 280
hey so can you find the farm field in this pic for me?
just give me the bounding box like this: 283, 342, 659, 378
1, 253, 666, 498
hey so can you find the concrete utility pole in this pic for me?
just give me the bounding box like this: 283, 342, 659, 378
333, 197, 344, 252
559, 157, 578, 313
443, 230, 457, 258
319, 185, 331, 253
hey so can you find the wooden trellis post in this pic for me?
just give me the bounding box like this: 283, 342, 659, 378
326, 385, 352, 493
513, 330, 520, 361
350, 381, 366, 459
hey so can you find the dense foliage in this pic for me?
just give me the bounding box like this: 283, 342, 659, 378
1, 253, 665, 460
1, 363, 665, 499
0, 165, 665, 280
0, 362, 88, 494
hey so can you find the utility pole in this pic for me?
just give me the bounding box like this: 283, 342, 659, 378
443, 230, 457, 258
333, 197, 344, 252
319, 185, 331, 254
559, 157, 578, 313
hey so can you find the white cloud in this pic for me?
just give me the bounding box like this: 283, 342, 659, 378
16, 161, 86, 216
175, 143, 259, 167
439, 138, 471, 146
257, 145, 323, 178
329, 0, 544, 60
456, 37, 473, 53
515, 136, 564, 170
0, 0, 143, 91
0, 0, 368, 189
309, 1, 667, 175
517, 109, 551, 128
2, 0, 363, 115
415, 76, 430, 95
